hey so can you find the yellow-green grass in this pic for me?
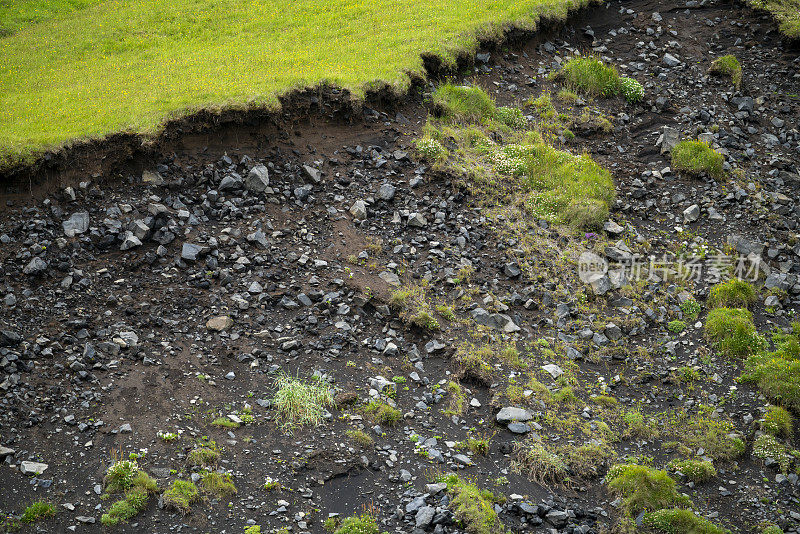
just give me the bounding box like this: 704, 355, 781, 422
748, 0, 800, 39
0, 0, 102, 36
0, 0, 593, 168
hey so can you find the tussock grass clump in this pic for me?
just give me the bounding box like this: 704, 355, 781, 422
346, 429, 374, 447
363, 401, 402, 426
709, 55, 742, 88
333, 514, 380, 534
643, 508, 730, 534
201, 472, 237, 498
390, 285, 440, 331
741, 333, 800, 412
20, 501, 56, 524
440, 474, 507, 534
558, 56, 620, 97
512, 438, 567, 484
667, 459, 716, 483
705, 307, 763, 358
605, 464, 690, 515
762, 405, 793, 437
708, 279, 756, 309
433, 84, 497, 123
211, 416, 239, 429
272, 374, 333, 432
672, 140, 725, 179
162, 480, 199, 514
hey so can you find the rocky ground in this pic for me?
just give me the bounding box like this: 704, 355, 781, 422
2, 0, 800, 533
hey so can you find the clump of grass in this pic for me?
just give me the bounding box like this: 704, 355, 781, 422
559, 441, 616, 478
511, 141, 615, 228
760, 525, 784, 534
643, 508, 730, 534
668, 320, 686, 333
100, 470, 158, 526
709, 55, 742, 88
363, 401, 402, 426
439, 474, 506, 534
558, 56, 620, 97
346, 429, 374, 447
605, 464, 690, 515
681, 298, 702, 320
20, 501, 56, 524
433, 84, 497, 123
747, 0, 800, 39
741, 333, 800, 412
762, 405, 793, 437
201, 472, 237, 498
444, 381, 468, 415
333, 514, 379, 534
671, 140, 724, 179
705, 307, 763, 358
667, 459, 717, 483
512, 438, 567, 484
623, 408, 659, 439
272, 374, 333, 432
162, 480, 200, 514
456, 434, 492, 456
104, 459, 140, 493
708, 279, 756, 309
415, 137, 448, 161
556, 89, 578, 104
187, 440, 221, 467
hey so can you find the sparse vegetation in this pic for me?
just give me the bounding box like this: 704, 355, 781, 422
741, 332, 800, 412
363, 401, 403, 426
762, 405, 793, 437
346, 429, 374, 447
558, 56, 620, 97
101, 465, 158, 526
333, 514, 380, 534
667, 459, 717, 483
672, 140, 725, 179
747, 0, 800, 38
201, 472, 237, 498
187, 441, 221, 468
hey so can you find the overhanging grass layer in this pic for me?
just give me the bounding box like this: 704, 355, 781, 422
0, 0, 592, 168
747, 0, 800, 39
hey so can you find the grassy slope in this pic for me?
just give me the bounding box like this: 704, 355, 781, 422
0, 0, 589, 166
748, 0, 800, 39
0, 0, 102, 35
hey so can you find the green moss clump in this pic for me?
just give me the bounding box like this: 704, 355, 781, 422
20, 501, 56, 523
709, 55, 742, 88
162, 480, 200, 514
187, 443, 221, 467
672, 140, 724, 179
558, 56, 620, 97
605, 464, 690, 515
667, 459, 716, 483
441, 474, 506, 534
708, 279, 756, 309
668, 320, 687, 333
211, 416, 240, 429
705, 308, 763, 358
643, 508, 730, 534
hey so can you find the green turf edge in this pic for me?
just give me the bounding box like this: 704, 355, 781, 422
0, 0, 599, 175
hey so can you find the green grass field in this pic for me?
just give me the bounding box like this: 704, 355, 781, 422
0, 0, 591, 167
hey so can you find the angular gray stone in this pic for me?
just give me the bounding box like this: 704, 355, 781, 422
496, 407, 533, 423
378, 183, 396, 201
23, 257, 47, 275
63, 211, 90, 237
416, 506, 435, 528
350, 200, 367, 219
303, 165, 322, 183
245, 164, 270, 193
20, 461, 48, 475
683, 204, 700, 223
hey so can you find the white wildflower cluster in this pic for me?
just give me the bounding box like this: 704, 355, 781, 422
415, 138, 445, 160
495, 106, 527, 129
620, 77, 644, 103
